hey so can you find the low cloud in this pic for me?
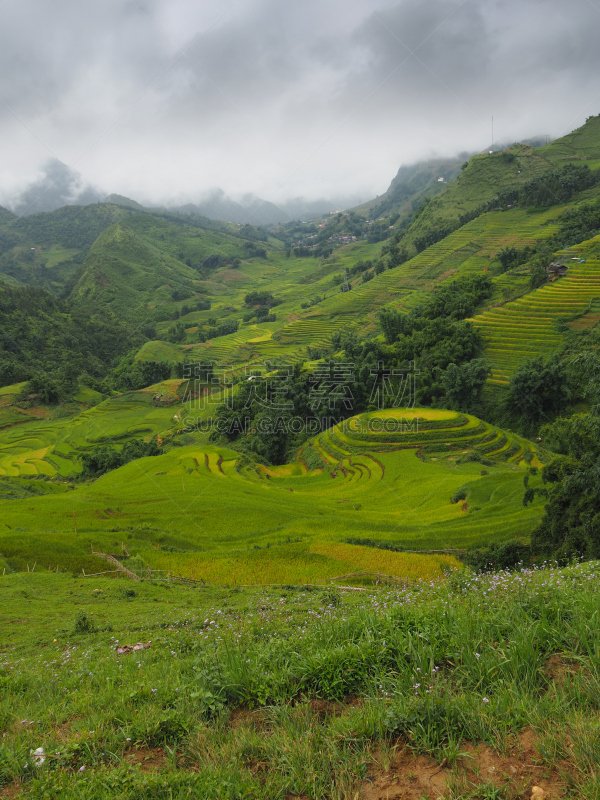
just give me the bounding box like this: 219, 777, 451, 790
0, 0, 599, 208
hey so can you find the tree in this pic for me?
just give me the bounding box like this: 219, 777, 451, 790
506, 356, 569, 433
244, 291, 275, 307
441, 359, 489, 411
525, 356, 600, 561
166, 321, 186, 343
26, 373, 61, 404
378, 310, 405, 344
528, 454, 600, 561
529, 263, 547, 290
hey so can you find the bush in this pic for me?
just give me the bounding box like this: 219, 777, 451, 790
463, 540, 531, 572
73, 611, 96, 634
451, 487, 468, 504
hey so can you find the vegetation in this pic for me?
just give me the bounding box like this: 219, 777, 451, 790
80, 439, 162, 479
5, 111, 600, 797
1, 562, 600, 797
0, 282, 144, 393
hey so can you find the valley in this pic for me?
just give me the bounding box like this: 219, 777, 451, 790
3, 114, 600, 799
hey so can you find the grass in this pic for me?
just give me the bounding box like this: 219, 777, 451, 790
1, 560, 600, 797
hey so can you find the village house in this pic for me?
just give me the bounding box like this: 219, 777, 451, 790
546, 262, 568, 278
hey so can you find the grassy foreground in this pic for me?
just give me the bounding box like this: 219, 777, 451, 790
1, 562, 600, 799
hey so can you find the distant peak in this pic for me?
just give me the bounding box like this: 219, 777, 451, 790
104, 193, 145, 210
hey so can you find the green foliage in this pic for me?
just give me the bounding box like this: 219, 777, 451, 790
529, 263, 547, 289
451, 487, 468, 504
414, 223, 457, 253
166, 321, 186, 343
73, 610, 96, 634
424, 274, 493, 321
441, 359, 489, 411
529, 393, 600, 560
80, 439, 162, 479
205, 319, 239, 340
519, 163, 598, 207
244, 291, 276, 308
529, 454, 600, 560
0, 282, 143, 390
506, 356, 570, 433
540, 413, 600, 460
496, 245, 534, 272
344, 537, 410, 553
109, 355, 173, 392
462, 539, 531, 572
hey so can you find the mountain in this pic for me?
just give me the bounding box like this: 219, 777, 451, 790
9, 158, 99, 216
104, 193, 146, 210
398, 118, 600, 254
352, 155, 470, 221
172, 189, 289, 226
0, 203, 138, 292
68, 211, 261, 324
70, 223, 207, 324
0, 281, 142, 389
0, 205, 16, 226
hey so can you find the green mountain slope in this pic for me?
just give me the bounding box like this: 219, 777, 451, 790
0, 204, 16, 225
0, 202, 245, 294
0, 405, 547, 577
0, 203, 136, 291
69, 223, 204, 324
352, 155, 467, 221
0, 281, 143, 389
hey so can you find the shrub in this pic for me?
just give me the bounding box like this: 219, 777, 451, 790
73, 611, 96, 634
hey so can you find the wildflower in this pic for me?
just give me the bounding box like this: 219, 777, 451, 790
482, 697, 489, 704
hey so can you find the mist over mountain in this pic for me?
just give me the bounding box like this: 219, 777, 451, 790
9, 159, 99, 217
171, 190, 289, 226
4, 161, 365, 225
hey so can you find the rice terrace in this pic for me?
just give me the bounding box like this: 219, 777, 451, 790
3, 78, 600, 800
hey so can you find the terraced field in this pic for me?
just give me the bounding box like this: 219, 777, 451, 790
0, 381, 202, 479
0, 407, 546, 581
472, 241, 600, 383
311, 408, 540, 466
125, 206, 570, 374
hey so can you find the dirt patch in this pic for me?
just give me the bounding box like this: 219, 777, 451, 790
307, 698, 359, 719
544, 654, 581, 688
569, 313, 600, 330
228, 707, 271, 732
124, 746, 167, 772
0, 781, 23, 798
360, 728, 568, 799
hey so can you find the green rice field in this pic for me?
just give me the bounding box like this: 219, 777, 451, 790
471, 240, 600, 383
0, 408, 546, 582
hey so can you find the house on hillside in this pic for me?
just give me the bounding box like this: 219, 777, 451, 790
546, 262, 568, 278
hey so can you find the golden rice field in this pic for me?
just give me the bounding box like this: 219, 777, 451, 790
139, 541, 461, 586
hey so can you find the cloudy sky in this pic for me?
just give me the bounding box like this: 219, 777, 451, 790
1, 0, 599, 207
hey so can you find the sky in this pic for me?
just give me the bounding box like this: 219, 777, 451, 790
1, 0, 600, 209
